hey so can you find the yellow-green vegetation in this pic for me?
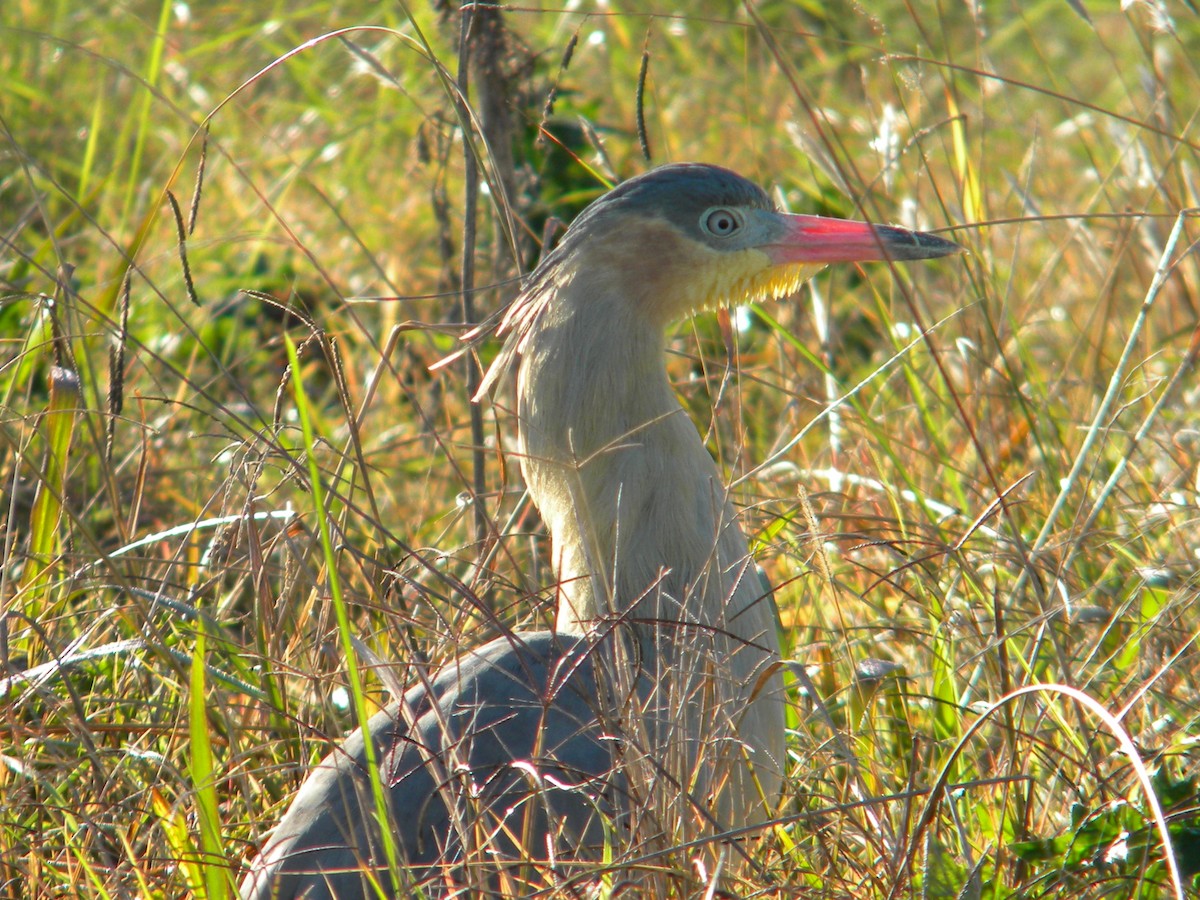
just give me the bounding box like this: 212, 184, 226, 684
2, 1, 1198, 897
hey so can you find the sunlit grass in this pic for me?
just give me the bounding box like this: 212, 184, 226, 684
2, 1, 1198, 897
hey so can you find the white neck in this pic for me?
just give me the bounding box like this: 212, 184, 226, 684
514, 276, 778, 658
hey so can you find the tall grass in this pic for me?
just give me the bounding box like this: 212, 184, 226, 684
1, 1, 1197, 897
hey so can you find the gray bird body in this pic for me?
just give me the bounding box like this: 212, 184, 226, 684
240, 163, 960, 899
240, 632, 617, 899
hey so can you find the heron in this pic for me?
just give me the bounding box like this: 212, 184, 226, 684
240, 163, 959, 899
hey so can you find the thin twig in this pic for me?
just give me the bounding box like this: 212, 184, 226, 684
455, 4, 490, 558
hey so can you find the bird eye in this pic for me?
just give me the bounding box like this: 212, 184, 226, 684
702, 208, 741, 237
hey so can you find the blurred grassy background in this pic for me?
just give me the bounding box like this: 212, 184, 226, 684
2, 1, 1198, 897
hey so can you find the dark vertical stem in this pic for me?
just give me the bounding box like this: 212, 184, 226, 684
636, 42, 652, 163
456, 3, 489, 554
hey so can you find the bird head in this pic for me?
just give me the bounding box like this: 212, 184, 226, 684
474, 163, 960, 400
550, 162, 960, 326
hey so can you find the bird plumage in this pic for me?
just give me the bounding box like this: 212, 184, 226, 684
241, 163, 959, 899
240, 633, 616, 899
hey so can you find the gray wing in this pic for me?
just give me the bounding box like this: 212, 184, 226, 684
240, 631, 615, 900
